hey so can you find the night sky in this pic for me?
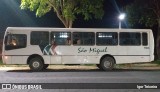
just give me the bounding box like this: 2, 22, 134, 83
0, 0, 134, 38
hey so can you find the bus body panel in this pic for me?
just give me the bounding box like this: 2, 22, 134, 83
3, 45, 43, 64
3, 56, 12, 64
55, 45, 150, 64
149, 31, 154, 61
115, 56, 150, 64
2, 27, 154, 65
42, 55, 50, 64
51, 56, 61, 64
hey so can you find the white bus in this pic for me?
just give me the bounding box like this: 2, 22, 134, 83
2, 27, 154, 71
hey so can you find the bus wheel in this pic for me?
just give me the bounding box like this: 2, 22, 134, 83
29, 57, 44, 71
100, 56, 115, 71
96, 64, 103, 70
43, 64, 49, 70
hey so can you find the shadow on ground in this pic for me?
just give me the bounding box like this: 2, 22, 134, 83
6, 68, 160, 73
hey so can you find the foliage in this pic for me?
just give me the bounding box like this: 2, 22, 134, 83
125, 0, 160, 60
0, 59, 3, 65
152, 60, 160, 65
20, 0, 104, 28
125, 0, 158, 27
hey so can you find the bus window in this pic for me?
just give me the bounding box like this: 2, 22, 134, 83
96, 32, 118, 45
142, 33, 148, 46
51, 32, 71, 45
5, 34, 27, 50
73, 32, 95, 45
120, 32, 141, 46
31, 31, 49, 45
31, 31, 49, 53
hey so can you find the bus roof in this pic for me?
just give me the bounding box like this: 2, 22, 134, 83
6, 27, 152, 33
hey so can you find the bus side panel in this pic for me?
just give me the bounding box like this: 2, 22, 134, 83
5, 56, 27, 64
62, 56, 86, 64
61, 56, 99, 64
51, 56, 61, 64
3, 56, 12, 64
12, 56, 23, 64
43, 55, 50, 64
86, 56, 100, 64
115, 56, 150, 64
23, 56, 29, 64
149, 31, 154, 61
59, 46, 100, 64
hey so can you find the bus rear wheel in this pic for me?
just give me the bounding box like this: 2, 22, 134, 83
29, 57, 44, 71
100, 56, 115, 71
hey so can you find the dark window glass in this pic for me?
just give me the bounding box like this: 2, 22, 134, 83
72, 32, 95, 45
31, 31, 49, 45
96, 32, 118, 45
120, 32, 141, 45
51, 32, 71, 45
142, 33, 148, 46
5, 34, 27, 50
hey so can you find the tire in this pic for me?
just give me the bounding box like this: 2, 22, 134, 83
96, 64, 103, 70
43, 64, 49, 70
29, 57, 44, 71
100, 56, 115, 71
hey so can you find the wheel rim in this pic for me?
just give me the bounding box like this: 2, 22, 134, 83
32, 61, 40, 68
104, 58, 112, 68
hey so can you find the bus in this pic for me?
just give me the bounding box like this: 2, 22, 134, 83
2, 27, 154, 71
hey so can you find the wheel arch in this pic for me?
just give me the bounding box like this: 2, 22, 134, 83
27, 54, 44, 64
100, 54, 116, 64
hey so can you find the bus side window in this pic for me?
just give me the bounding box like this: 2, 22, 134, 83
51, 32, 71, 45
65, 37, 71, 45
73, 39, 81, 45
96, 32, 118, 45
73, 32, 95, 45
5, 34, 27, 50
31, 31, 49, 46
142, 33, 148, 46
119, 32, 141, 46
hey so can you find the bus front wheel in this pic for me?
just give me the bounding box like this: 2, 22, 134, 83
100, 56, 115, 71
29, 57, 44, 71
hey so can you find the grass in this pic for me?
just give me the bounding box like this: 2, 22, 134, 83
152, 59, 160, 65
0, 59, 3, 65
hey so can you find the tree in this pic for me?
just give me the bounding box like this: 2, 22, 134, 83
125, 0, 160, 59
20, 0, 104, 28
